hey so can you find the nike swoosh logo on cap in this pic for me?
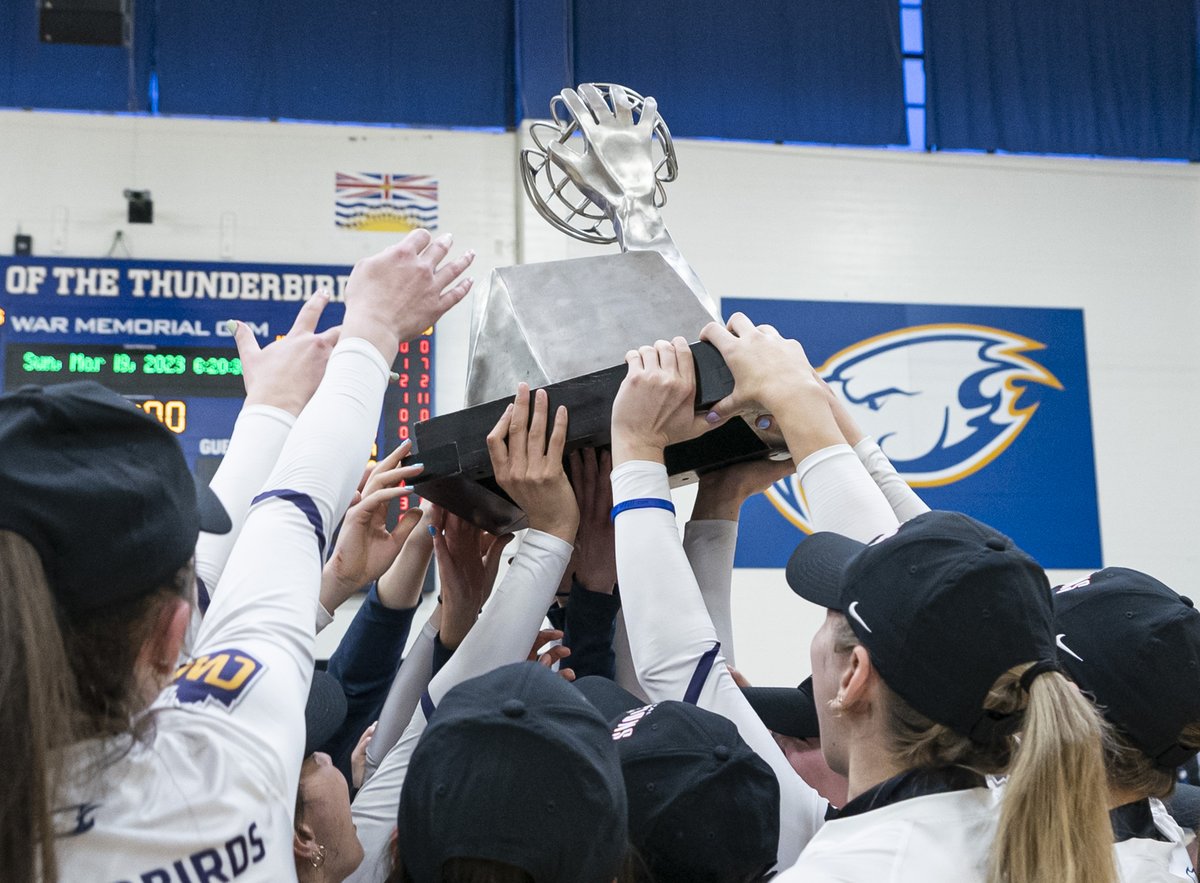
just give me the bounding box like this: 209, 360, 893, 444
1055, 633, 1083, 662
848, 601, 873, 633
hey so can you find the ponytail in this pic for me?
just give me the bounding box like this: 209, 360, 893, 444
0, 531, 79, 883
830, 615, 1117, 883
990, 666, 1117, 883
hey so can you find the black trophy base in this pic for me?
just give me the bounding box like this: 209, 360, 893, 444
404, 341, 777, 534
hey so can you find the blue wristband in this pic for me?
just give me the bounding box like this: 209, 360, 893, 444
611, 498, 676, 520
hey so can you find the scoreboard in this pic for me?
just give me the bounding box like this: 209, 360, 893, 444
0, 256, 434, 503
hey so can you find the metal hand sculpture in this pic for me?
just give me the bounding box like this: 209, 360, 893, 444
520, 83, 718, 319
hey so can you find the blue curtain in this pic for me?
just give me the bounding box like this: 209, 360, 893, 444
0, 0, 152, 112
517, 0, 908, 145
154, 1, 514, 126
924, 0, 1200, 159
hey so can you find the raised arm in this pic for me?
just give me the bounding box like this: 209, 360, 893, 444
702, 316, 898, 543
350, 384, 579, 882
188, 294, 340, 647
609, 337, 830, 870
178, 231, 474, 797
685, 457, 797, 663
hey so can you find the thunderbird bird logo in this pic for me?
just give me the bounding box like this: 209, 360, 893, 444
766, 324, 1062, 532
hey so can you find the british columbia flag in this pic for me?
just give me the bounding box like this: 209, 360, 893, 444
335, 172, 438, 232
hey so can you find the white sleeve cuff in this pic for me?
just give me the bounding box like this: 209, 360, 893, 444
611, 460, 672, 505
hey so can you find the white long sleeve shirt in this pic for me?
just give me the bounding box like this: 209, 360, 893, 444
54, 338, 389, 883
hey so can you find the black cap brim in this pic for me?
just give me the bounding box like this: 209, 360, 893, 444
574, 676, 648, 721
304, 670, 348, 756
785, 532, 865, 609
741, 677, 820, 739
196, 479, 232, 535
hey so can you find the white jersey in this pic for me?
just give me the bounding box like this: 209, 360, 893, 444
53, 338, 390, 883
1115, 798, 1197, 882
609, 456, 899, 872
775, 787, 1000, 882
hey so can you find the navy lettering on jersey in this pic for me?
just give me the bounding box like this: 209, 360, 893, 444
248, 822, 265, 863
225, 835, 249, 875
191, 848, 229, 883
114, 821, 266, 883
53, 801, 102, 836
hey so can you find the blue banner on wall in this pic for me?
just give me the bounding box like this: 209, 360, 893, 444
725, 297, 1102, 570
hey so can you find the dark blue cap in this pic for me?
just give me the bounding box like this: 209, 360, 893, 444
398, 663, 627, 883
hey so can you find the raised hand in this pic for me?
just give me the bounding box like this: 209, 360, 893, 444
699, 314, 843, 463
486, 383, 579, 544
233, 290, 341, 415
699, 313, 823, 418
350, 721, 377, 790
528, 628, 575, 683
431, 508, 512, 650
341, 230, 475, 361
547, 84, 660, 208
691, 455, 799, 523
610, 336, 713, 466
567, 448, 617, 594
374, 506, 434, 610
320, 441, 425, 613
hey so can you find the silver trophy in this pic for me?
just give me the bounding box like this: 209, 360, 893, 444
465, 83, 719, 405
410, 84, 775, 532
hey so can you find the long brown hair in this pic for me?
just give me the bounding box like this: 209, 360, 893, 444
1102, 719, 1200, 802
0, 530, 191, 883
830, 614, 1117, 883
0, 531, 78, 883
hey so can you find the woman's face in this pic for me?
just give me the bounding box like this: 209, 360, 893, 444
810, 610, 851, 776
299, 752, 364, 881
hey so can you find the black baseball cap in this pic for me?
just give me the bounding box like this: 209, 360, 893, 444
740, 676, 820, 740
304, 670, 349, 757
0, 381, 230, 615
398, 662, 627, 883
1052, 568, 1200, 771
575, 676, 780, 882
786, 510, 1057, 743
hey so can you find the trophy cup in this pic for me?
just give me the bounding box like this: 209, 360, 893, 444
407, 84, 776, 533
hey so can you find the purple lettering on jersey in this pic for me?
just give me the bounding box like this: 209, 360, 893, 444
170, 649, 266, 712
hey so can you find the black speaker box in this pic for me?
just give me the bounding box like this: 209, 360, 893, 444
39, 0, 129, 46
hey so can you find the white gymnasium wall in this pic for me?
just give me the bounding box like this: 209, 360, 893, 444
2, 110, 1197, 681
520, 131, 1200, 685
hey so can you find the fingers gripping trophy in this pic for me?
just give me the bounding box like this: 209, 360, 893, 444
465, 84, 719, 406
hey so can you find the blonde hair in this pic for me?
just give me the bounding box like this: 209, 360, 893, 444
830, 614, 1118, 883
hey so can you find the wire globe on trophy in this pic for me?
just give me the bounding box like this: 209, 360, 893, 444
519, 83, 680, 245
